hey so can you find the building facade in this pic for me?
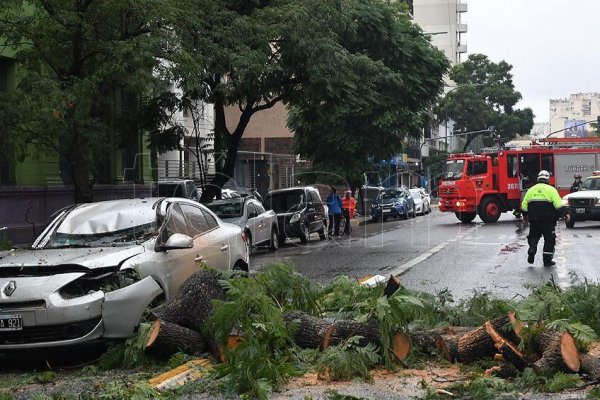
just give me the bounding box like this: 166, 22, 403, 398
413, 0, 468, 187
549, 93, 600, 138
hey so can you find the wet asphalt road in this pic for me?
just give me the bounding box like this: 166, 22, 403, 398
250, 208, 600, 301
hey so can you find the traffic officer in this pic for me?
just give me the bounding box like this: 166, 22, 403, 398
570, 173, 583, 193
521, 170, 570, 266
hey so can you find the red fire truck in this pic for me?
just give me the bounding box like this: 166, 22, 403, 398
438, 138, 600, 223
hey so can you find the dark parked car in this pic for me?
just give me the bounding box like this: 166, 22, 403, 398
263, 186, 327, 245
371, 186, 416, 221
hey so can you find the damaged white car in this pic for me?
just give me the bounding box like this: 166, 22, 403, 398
0, 198, 249, 349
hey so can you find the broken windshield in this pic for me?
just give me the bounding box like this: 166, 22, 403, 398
444, 160, 465, 180
43, 222, 158, 248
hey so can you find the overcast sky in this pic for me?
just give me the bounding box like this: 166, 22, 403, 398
466, 0, 600, 123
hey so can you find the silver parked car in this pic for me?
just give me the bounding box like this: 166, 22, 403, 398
0, 198, 249, 349
206, 197, 279, 253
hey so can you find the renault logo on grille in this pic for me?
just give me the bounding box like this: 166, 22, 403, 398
2, 281, 16, 297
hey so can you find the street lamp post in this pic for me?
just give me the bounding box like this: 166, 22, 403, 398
419, 128, 494, 191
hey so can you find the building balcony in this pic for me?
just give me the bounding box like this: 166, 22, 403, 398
457, 43, 468, 53
457, 2, 468, 13
457, 23, 468, 33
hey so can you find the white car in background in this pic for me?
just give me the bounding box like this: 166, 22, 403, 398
0, 198, 249, 349
410, 188, 431, 215
207, 197, 279, 253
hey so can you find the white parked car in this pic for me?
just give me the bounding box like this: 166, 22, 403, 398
0, 198, 249, 349
207, 197, 279, 253
410, 188, 431, 215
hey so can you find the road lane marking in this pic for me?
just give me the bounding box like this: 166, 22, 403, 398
389, 242, 449, 276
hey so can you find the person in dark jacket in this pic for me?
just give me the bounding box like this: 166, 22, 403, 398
521, 170, 570, 266
326, 187, 343, 237
570, 173, 583, 193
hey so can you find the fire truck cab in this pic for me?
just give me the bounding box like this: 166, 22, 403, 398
438, 138, 600, 223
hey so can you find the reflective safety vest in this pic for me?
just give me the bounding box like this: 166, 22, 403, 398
521, 182, 563, 222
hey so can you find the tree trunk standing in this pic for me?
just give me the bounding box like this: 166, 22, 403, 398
69, 137, 94, 203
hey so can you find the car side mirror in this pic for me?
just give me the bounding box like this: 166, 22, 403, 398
156, 233, 193, 252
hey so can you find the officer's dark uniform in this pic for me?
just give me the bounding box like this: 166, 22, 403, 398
521, 175, 565, 266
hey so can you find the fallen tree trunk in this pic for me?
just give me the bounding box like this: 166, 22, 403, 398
283, 311, 411, 360
485, 362, 520, 379
151, 269, 227, 333
580, 353, 600, 380
533, 330, 580, 374
457, 313, 522, 364
146, 319, 206, 358
410, 330, 445, 355
484, 321, 528, 371
441, 334, 460, 363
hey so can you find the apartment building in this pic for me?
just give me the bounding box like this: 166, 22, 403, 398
549, 93, 600, 138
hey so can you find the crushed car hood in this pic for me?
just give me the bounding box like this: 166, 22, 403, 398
0, 246, 145, 269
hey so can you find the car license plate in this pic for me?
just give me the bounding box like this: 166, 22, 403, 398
576, 208, 586, 213
0, 314, 22, 331
383, 209, 392, 213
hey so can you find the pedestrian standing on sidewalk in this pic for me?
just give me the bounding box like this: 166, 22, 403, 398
521, 170, 570, 266
326, 187, 343, 237
341, 189, 356, 235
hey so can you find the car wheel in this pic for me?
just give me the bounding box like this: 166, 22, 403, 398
270, 227, 279, 250
246, 231, 253, 255
565, 217, 575, 229
318, 222, 327, 240
455, 211, 476, 223
299, 223, 309, 244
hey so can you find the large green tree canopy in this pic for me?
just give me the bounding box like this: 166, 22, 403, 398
0, 0, 168, 202
289, 0, 449, 188
438, 53, 534, 151
156, 0, 448, 200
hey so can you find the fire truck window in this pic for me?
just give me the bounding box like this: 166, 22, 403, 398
519, 154, 540, 189
541, 154, 554, 175
507, 155, 518, 178
467, 160, 487, 176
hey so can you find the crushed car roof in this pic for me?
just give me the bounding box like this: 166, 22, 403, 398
57, 198, 161, 235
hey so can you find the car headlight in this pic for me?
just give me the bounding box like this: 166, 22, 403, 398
596, 198, 600, 206
290, 213, 301, 223
59, 268, 138, 299
372, 204, 379, 209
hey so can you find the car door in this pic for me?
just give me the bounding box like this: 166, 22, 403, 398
253, 201, 271, 244
245, 201, 262, 245
180, 203, 229, 270
154, 202, 198, 293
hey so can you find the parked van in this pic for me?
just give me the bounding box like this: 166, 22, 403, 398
263, 186, 327, 245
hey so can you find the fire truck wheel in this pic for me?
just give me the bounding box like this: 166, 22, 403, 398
455, 211, 476, 223
478, 197, 501, 223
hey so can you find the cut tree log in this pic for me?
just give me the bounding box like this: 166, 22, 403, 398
457, 313, 522, 364
283, 311, 411, 360
532, 330, 580, 374
409, 330, 445, 355
151, 269, 226, 333
580, 353, 600, 380
484, 321, 528, 371
440, 334, 460, 363
484, 362, 519, 379
146, 319, 206, 358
